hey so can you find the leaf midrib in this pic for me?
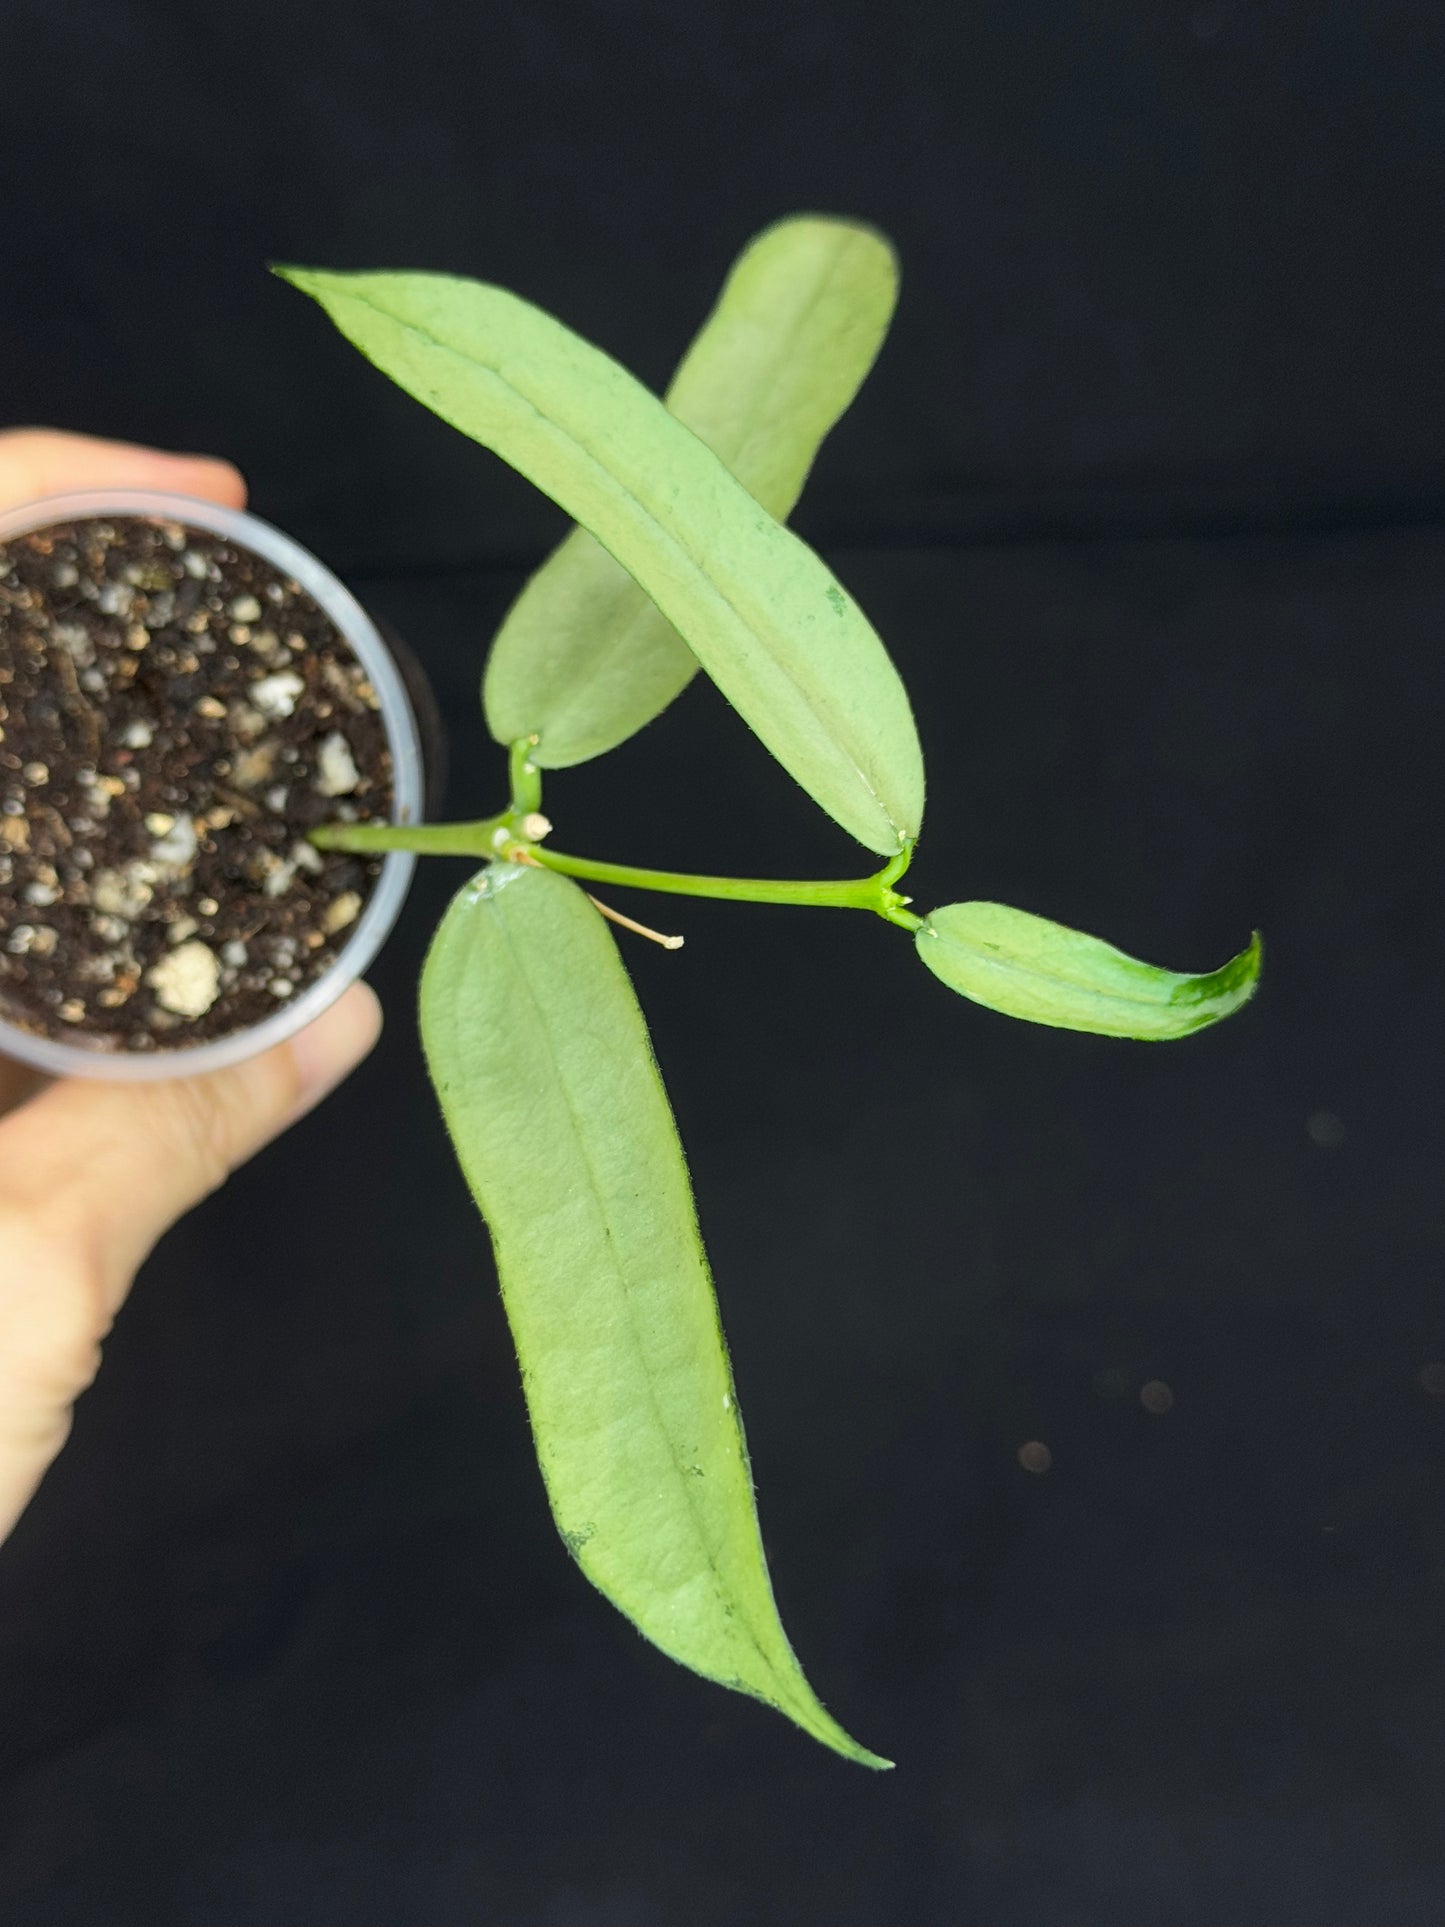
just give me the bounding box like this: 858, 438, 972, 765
487, 880, 796, 1700
497, 228, 887, 757
337, 282, 905, 849
925, 920, 1246, 1011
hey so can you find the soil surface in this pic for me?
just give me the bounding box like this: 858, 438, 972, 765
0, 515, 392, 1053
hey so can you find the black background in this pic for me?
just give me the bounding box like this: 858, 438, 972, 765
3, 3, 1445, 1922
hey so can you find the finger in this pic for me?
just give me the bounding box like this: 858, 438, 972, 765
0, 428, 246, 514
0, 986, 379, 1541
0, 1202, 99, 1543
0, 984, 380, 1543
0, 982, 381, 1316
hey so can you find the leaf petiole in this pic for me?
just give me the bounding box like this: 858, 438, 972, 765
311, 814, 512, 857
506, 839, 923, 931
508, 736, 544, 816
310, 816, 922, 929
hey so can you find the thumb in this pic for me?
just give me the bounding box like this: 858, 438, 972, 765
0, 982, 382, 1314
0, 427, 247, 514
0, 984, 380, 1543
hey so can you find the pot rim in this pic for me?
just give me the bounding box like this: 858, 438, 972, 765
0, 488, 423, 1080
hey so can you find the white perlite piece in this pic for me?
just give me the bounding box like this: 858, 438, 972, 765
230, 740, 278, 789
250, 670, 306, 719
146, 941, 221, 1019
228, 702, 267, 742
149, 813, 199, 872
91, 861, 158, 919
96, 582, 134, 617
82, 773, 122, 820
314, 730, 361, 797
55, 621, 95, 667
262, 854, 299, 898
323, 890, 362, 935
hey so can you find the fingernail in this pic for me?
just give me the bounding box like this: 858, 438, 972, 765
288, 982, 383, 1112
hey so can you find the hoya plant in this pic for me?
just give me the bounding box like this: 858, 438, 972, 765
277, 217, 1259, 1768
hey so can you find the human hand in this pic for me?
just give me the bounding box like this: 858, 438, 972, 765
0, 429, 382, 1544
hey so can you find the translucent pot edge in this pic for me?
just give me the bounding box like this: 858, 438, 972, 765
0, 489, 424, 1081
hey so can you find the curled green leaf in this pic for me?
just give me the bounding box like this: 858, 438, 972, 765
483, 214, 900, 767
915, 901, 1261, 1039
419, 861, 889, 1768
276, 262, 923, 855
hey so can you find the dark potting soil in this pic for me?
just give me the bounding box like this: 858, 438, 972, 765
0, 515, 392, 1053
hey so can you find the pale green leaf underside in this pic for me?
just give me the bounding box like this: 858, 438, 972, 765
483, 214, 899, 768
916, 901, 1262, 1039
419, 862, 888, 1767
278, 265, 922, 855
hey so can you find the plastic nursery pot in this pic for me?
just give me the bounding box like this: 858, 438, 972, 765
0, 489, 428, 1080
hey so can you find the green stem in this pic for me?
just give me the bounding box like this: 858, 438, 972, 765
310, 814, 508, 857
509, 738, 543, 816
310, 816, 922, 930
516, 841, 922, 930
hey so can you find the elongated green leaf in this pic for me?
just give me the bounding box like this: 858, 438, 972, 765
277, 264, 923, 855
916, 901, 1261, 1039
419, 861, 888, 1767
483, 215, 899, 767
